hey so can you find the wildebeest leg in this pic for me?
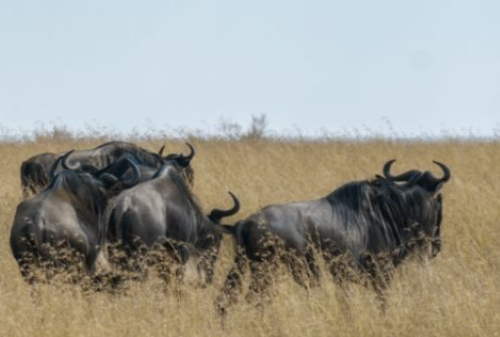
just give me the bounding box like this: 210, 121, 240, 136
281, 251, 310, 290
361, 252, 394, 314
51, 243, 86, 285
154, 241, 186, 296
305, 247, 321, 287
89, 250, 125, 292
154, 250, 174, 293
15, 250, 38, 285
197, 247, 218, 286
121, 238, 149, 281
173, 264, 185, 301
324, 249, 356, 319
368, 270, 390, 314
16, 252, 44, 304
328, 257, 355, 321
245, 258, 277, 310
215, 247, 248, 317
12, 230, 44, 284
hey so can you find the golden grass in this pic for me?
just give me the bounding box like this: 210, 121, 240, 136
1, 137, 499, 336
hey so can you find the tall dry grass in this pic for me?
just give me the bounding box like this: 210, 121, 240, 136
0, 136, 499, 336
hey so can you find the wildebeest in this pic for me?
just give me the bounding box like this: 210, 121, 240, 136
11, 151, 141, 284
20, 141, 195, 198
106, 162, 240, 286
216, 160, 450, 313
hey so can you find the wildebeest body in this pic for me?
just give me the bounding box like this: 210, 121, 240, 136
217, 161, 449, 313
12, 172, 108, 282
11, 153, 140, 284
107, 163, 239, 285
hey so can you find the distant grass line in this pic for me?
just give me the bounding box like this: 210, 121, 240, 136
2, 118, 500, 143
0, 135, 499, 336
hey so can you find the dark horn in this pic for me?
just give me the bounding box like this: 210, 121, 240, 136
208, 192, 240, 224
62, 150, 81, 171
158, 145, 165, 156
432, 161, 451, 183
122, 158, 141, 187
420, 161, 451, 191
383, 159, 421, 182
179, 143, 195, 165
49, 152, 71, 179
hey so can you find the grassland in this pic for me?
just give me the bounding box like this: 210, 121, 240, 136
0, 136, 499, 336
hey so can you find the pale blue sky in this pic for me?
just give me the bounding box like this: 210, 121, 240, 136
1, 0, 499, 138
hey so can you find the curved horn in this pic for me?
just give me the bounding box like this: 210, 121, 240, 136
62, 150, 81, 171
158, 145, 165, 156
432, 161, 451, 183
121, 158, 141, 187
208, 192, 241, 224
49, 151, 73, 179
178, 143, 195, 166
419, 161, 451, 191
383, 159, 422, 182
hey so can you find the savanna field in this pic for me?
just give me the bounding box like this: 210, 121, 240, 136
0, 135, 499, 336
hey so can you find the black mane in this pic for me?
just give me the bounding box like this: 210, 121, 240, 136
325, 179, 425, 257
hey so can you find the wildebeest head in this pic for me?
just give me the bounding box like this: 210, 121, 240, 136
157, 143, 196, 186
49, 150, 141, 197
20, 152, 60, 198
382, 159, 451, 258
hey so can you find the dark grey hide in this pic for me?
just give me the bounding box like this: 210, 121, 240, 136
10, 153, 140, 284
20, 141, 195, 198
106, 163, 240, 285
217, 161, 450, 313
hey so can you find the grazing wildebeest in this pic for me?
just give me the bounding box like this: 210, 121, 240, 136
20, 141, 195, 197
106, 162, 240, 286
11, 151, 141, 284
216, 160, 450, 313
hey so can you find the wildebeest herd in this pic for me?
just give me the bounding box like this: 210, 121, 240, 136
10, 141, 451, 314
